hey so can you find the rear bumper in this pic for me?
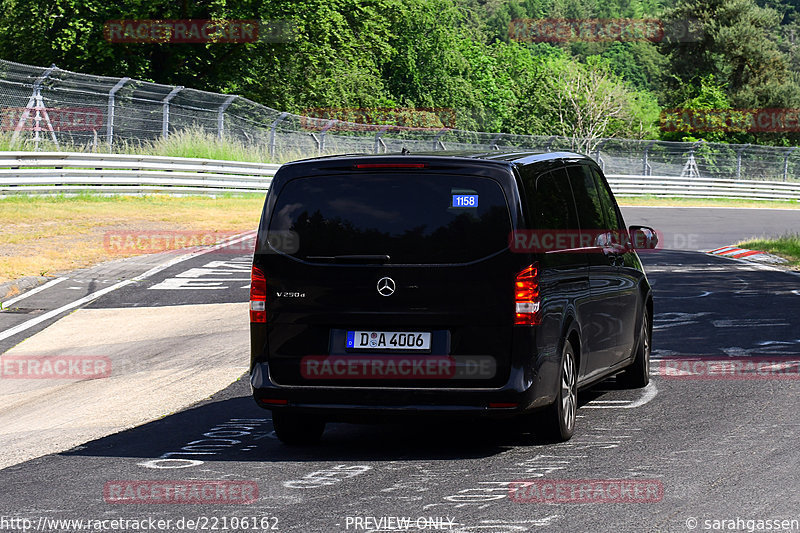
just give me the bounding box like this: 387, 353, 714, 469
250, 357, 559, 420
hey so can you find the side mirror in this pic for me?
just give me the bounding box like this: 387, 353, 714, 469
629, 225, 659, 250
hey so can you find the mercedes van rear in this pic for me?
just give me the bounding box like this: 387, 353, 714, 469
250, 152, 655, 444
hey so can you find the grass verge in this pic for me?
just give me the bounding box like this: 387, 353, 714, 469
617, 195, 800, 209
737, 233, 800, 269
0, 194, 265, 283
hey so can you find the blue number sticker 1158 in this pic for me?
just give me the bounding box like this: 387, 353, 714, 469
452, 194, 478, 208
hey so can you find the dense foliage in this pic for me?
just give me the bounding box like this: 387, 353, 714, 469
2, 0, 799, 145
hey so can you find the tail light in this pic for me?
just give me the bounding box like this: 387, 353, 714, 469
250, 265, 267, 323
514, 263, 540, 325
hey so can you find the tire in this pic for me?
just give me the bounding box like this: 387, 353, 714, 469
618, 311, 651, 389
272, 411, 326, 445
539, 339, 577, 441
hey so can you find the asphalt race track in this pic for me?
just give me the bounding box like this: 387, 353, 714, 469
1, 207, 799, 533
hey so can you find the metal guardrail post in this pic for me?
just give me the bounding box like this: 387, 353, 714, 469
374, 126, 389, 153
783, 147, 797, 182
593, 139, 608, 171
735, 144, 749, 179
161, 86, 183, 138
317, 120, 337, 155
593, 139, 607, 161
642, 141, 656, 176
490, 133, 503, 150
217, 95, 237, 140
432, 129, 448, 151
106, 77, 129, 148
268, 112, 289, 159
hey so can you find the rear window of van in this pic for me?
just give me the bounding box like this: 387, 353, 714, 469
267, 173, 512, 264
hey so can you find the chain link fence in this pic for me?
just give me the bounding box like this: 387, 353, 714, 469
2, 58, 800, 182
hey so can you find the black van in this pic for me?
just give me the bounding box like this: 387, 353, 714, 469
250, 151, 657, 443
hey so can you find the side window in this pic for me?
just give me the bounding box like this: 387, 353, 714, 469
590, 166, 630, 247
590, 166, 622, 231
566, 165, 605, 231
531, 169, 579, 231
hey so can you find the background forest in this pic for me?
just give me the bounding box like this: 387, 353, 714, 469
2, 0, 800, 146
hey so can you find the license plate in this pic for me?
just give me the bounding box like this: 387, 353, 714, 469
346, 331, 431, 351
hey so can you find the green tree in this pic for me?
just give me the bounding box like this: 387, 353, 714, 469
0, 0, 263, 86
0, 0, 665, 145
601, 42, 668, 94
659, 75, 744, 143
538, 55, 659, 150
661, 0, 793, 107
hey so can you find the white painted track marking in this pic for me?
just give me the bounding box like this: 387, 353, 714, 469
582, 382, 658, 409
149, 258, 252, 291
0, 232, 254, 342
0, 280, 137, 342
0, 277, 67, 308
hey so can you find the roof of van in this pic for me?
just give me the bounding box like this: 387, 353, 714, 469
284, 150, 593, 167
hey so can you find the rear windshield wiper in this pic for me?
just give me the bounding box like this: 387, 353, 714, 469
306, 254, 391, 264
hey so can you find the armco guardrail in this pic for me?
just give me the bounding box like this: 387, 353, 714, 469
0, 152, 798, 200
606, 175, 800, 201
0, 152, 277, 196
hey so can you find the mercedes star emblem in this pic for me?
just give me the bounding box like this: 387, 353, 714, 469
377, 277, 396, 296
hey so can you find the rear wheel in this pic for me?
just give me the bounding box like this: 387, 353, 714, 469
539, 339, 577, 441
618, 311, 651, 388
272, 411, 326, 445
